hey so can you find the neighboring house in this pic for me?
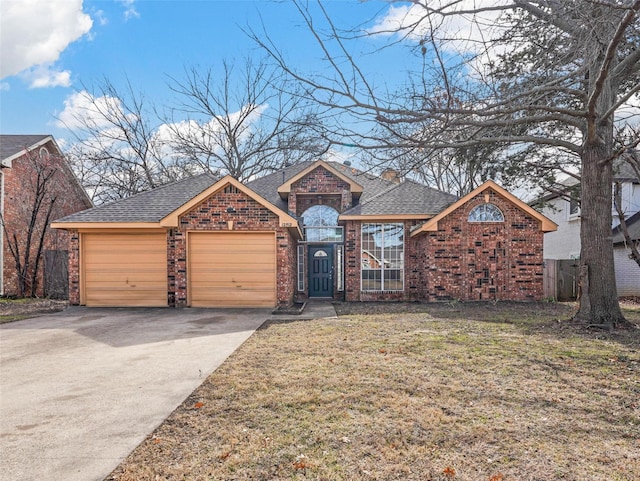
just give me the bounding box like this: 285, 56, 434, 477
0, 135, 93, 298
52, 160, 556, 308
536, 157, 640, 298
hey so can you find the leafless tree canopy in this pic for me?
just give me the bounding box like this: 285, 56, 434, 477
1, 149, 59, 297
251, 0, 640, 327
62, 58, 328, 204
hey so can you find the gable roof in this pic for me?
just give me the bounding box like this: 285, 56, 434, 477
52, 174, 300, 236
1, 134, 55, 167
411, 180, 557, 236
52, 173, 218, 225
276, 160, 363, 199
340, 179, 457, 220
612, 211, 640, 244
245, 160, 400, 212
159, 175, 299, 233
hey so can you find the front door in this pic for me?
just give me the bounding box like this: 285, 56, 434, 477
308, 246, 333, 298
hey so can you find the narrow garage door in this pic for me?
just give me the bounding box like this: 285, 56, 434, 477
82, 232, 167, 307
188, 232, 276, 307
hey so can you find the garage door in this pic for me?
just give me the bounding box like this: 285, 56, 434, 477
82, 232, 167, 307
188, 232, 276, 307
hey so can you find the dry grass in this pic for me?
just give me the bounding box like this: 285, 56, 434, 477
108, 302, 640, 481
0, 298, 68, 323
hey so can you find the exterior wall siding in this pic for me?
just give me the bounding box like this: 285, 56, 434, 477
540, 196, 581, 259
614, 247, 640, 296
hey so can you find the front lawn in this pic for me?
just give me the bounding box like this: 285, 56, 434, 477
107, 302, 640, 481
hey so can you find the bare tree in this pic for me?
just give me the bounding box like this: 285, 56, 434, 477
62, 59, 327, 204
165, 57, 328, 181
1, 149, 58, 297
252, 0, 640, 328
61, 79, 186, 205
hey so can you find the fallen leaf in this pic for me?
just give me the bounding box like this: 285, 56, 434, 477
443, 466, 456, 478
193, 402, 204, 409
489, 474, 504, 481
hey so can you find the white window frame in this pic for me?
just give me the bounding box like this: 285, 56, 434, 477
297, 245, 305, 292
361, 223, 404, 292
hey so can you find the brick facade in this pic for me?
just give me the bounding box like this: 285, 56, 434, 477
171, 186, 296, 307
62, 162, 548, 307
3, 140, 91, 297
417, 189, 544, 301
289, 166, 353, 215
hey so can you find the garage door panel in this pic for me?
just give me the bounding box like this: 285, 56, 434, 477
188, 232, 276, 308
190, 288, 274, 307
82, 232, 167, 307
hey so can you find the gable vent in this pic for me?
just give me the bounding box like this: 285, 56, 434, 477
224, 185, 240, 194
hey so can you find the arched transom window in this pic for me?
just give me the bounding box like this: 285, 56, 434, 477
468, 203, 504, 222
302, 205, 343, 242
302, 205, 339, 227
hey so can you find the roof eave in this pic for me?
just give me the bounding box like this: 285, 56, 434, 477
159, 175, 302, 237
410, 180, 558, 237
50, 222, 162, 230
276, 160, 364, 198
2, 135, 54, 168
339, 213, 434, 221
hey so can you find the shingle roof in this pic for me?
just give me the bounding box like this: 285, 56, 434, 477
342, 179, 457, 216
1, 134, 51, 163
54, 160, 458, 224
55, 173, 217, 223
612, 211, 640, 244
614, 151, 640, 182
245, 160, 397, 211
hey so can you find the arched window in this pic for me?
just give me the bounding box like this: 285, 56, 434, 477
302, 205, 339, 227
468, 203, 504, 222
301, 205, 342, 242
39, 147, 50, 160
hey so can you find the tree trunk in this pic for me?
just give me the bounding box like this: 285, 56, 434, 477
576, 140, 626, 328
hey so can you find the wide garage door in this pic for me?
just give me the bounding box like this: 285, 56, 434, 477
82, 232, 167, 307
188, 232, 276, 307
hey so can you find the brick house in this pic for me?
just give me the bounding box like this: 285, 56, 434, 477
1, 135, 92, 297
52, 160, 556, 307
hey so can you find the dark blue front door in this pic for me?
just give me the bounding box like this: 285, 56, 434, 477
309, 246, 333, 298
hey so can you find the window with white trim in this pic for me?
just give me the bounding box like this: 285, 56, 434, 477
361, 223, 404, 291
297, 245, 305, 291
336, 245, 344, 291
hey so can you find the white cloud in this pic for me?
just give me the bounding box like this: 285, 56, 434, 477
0, 0, 93, 80
369, 1, 510, 69
119, 0, 140, 21
55, 90, 130, 130
24, 64, 72, 88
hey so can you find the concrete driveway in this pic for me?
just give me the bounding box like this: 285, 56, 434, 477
0, 306, 269, 481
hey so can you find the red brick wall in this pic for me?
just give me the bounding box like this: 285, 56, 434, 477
171, 186, 296, 307
3, 140, 91, 297
68, 230, 80, 305
289, 166, 353, 215
418, 189, 544, 301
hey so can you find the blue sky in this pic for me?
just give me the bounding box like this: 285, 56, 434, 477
0, 0, 412, 147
